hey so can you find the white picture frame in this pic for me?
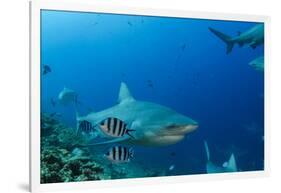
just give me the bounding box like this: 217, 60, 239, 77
29, 1, 270, 192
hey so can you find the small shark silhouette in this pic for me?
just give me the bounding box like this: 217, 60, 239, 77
58, 87, 78, 105
249, 56, 264, 71
209, 24, 264, 54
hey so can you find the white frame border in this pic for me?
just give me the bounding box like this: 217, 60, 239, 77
30, 1, 271, 192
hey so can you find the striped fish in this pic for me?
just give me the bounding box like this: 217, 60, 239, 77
78, 120, 94, 133
99, 117, 135, 138
105, 146, 133, 163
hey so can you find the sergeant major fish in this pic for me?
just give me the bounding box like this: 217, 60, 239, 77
78, 120, 94, 134
99, 117, 135, 138
77, 117, 135, 139
105, 146, 133, 163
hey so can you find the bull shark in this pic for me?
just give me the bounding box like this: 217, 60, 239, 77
204, 141, 237, 173
209, 24, 264, 54
76, 82, 198, 147
249, 56, 264, 71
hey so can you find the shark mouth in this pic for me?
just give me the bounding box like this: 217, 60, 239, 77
163, 124, 198, 136
138, 123, 198, 146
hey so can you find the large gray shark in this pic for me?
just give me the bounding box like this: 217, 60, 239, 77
249, 56, 264, 71
77, 82, 198, 147
209, 24, 264, 54
204, 141, 237, 173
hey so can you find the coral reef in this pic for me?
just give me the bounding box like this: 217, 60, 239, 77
40, 113, 107, 183
40, 113, 164, 184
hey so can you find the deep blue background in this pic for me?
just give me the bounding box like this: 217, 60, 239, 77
41, 10, 264, 174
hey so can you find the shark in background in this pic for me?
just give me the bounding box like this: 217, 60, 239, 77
204, 141, 238, 173
249, 56, 264, 71
76, 82, 198, 147
209, 24, 264, 54
58, 87, 79, 105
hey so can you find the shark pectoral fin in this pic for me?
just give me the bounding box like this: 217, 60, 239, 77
83, 136, 130, 146
225, 153, 237, 172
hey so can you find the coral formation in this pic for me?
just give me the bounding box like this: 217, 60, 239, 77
40, 113, 107, 183
40, 113, 165, 183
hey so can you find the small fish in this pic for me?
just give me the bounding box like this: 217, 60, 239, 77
99, 117, 135, 138
146, 80, 154, 88
105, 146, 133, 163
43, 65, 51, 75
169, 164, 175, 171
181, 43, 186, 51
127, 21, 133, 26
174, 43, 187, 66
78, 120, 94, 133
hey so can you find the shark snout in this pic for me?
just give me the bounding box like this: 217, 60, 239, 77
164, 123, 198, 136
181, 124, 198, 134
143, 123, 198, 146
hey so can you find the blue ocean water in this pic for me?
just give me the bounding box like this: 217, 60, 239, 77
41, 10, 264, 177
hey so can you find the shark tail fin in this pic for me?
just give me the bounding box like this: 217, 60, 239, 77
204, 140, 210, 161
209, 27, 234, 54
225, 153, 237, 172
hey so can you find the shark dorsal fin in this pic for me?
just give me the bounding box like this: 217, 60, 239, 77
225, 153, 237, 172
118, 82, 135, 104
